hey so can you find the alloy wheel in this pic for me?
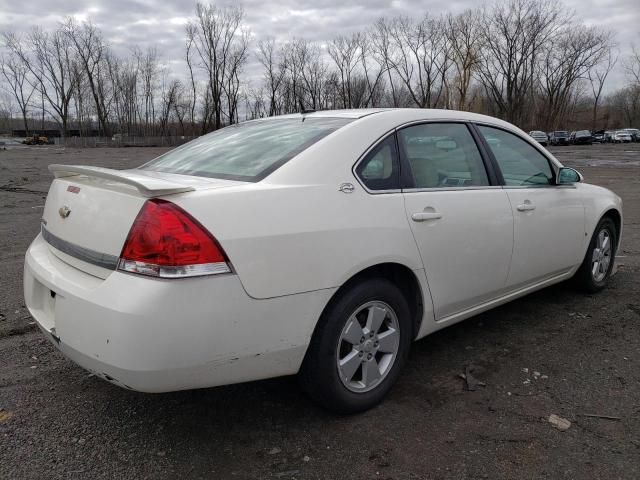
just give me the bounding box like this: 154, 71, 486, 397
591, 228, 612, 282
336, 301, 400, 393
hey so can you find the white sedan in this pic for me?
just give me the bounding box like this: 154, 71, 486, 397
528, 130, 548, 146
24, 109, 622, 413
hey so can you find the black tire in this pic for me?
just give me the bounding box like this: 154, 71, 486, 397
573, 217, 617, 293
299, 278, 412, 414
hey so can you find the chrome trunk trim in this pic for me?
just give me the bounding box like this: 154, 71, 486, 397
41, 226, 119, 271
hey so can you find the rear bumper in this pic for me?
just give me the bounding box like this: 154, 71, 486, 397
24, 234, 333, 392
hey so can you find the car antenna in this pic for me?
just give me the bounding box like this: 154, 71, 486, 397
300, 108, 315, 121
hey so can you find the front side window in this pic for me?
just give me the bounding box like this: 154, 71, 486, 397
478, 125, 554, 186
397, 123, 489, 189
141, 117, 353, 181
355, 134, 400, 191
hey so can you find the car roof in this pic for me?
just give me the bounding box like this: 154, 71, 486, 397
274, 109, 389, 120
269, 108, 520, 126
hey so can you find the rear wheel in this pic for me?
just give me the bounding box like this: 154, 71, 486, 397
574, 217, 617, 293
299, 278, 412, 414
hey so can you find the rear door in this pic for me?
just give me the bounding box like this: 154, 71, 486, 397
475, 125, 585, 288
398, 122, 514, 320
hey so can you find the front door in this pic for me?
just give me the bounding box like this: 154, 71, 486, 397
476, 125, 585, 288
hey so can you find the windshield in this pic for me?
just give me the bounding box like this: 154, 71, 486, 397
554, 131, 569, 136
577, 130, 590, 135
140, 117, 353, 181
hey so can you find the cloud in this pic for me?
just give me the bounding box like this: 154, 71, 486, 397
0, 0, 637, 91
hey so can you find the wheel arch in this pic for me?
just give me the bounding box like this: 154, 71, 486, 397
313, 262, 426, 342
581, 207, 622, 259
602, 208, 622, 242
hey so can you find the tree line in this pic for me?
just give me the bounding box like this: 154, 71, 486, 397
1, 0, 639, 139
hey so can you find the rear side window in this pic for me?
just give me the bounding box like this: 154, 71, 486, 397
141, 117, 353, 181
355, 135, 400, 191
397, 123, 489, 188
478, 125, 554, 186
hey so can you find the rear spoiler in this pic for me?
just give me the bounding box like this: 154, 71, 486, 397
48, 164, 195, 197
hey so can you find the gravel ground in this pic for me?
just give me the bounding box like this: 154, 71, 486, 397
0, 143, 639, 479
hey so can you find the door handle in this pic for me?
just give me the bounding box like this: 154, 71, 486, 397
516, 200, 536, 212
411, 211, 443, 222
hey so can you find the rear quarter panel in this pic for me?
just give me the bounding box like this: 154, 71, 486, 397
171, 183, 424, 300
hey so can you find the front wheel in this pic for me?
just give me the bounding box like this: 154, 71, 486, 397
573, 217, 617, 293
299, 278, 412, 414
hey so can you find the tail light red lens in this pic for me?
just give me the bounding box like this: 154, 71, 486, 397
118, 199, 231, 278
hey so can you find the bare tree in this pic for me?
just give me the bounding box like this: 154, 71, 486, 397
355, 32, 386, 107
0, 51, 35, 133
30, 29, 76, 137
222, 27, 249, 125
588, 48, 618, 130
159, 75, 180, 137
447, 10, 483, 110
609, 84, 640, 127
328, 34, 359, 108
476, 0, 562, 125
185, 23, 199, 133
297, 40, 328, 110
282, 40, 305, 111
188, 3, 248, 131
623, 45, 640, 86
256, 39, 287, 116
244, 86, 267, 119
538, 25, 612, 129
172, 82, 190, 136
371, 18, 400, 107
133, 47, 159, 135
62, 19, 112, 136
385, 15, 451, 108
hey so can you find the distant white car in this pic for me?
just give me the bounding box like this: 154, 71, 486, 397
622, 128, 639, 142
528, 130, 548, 146
24, 109, 623, 413
613, 131, 632, 143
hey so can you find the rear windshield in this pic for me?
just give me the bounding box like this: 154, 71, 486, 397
140, 117, 353, 181
554, 131, 568, 136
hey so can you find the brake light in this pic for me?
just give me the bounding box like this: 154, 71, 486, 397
118, 199, 231, 278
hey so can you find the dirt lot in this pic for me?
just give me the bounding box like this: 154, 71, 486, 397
1, 143, 639, 479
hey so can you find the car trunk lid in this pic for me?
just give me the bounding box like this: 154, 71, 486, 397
41, 165, 244, 278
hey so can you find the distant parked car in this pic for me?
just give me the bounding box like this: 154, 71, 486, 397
604, 131, 617, 143
22, 134, 51, 145
612, 131, 632, 143
528, 130, 548, 146
549, 131, 570, 145
592, 130, 605, 143
622, 128, 640, 142
570, 130, 593, 145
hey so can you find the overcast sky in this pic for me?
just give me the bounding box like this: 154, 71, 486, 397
0, 0, 638, 92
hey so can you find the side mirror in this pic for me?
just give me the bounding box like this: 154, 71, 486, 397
557, 167, 582, 185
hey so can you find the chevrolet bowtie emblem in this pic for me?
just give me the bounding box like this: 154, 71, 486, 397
58, 206, 71, 219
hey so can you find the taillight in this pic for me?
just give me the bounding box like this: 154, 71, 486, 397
118, 199, 231, 278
